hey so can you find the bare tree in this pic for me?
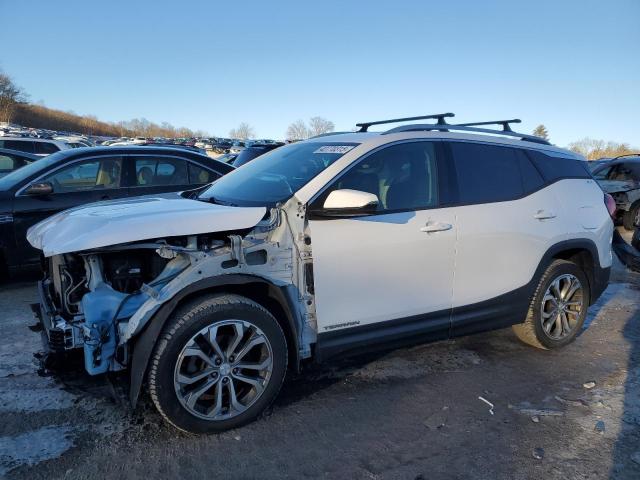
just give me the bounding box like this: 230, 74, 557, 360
229, 122, 256, 140
532, 124, 549, 141
568, 137, 637, 160
0, 71, 27, 123
308, 116, 335, 137
286, 119, 309, 141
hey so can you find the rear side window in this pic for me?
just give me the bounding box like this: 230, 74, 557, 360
133, 156, 189, 186
527, 150, 591, 181
450, 142, 543, 204
34, 142, 60, 154
1, 140, 34, 153
188, 163, 220, 184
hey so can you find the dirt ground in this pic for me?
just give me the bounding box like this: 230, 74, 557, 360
0, 245, 639, 479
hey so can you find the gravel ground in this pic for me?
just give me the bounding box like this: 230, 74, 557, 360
0, 249, 639, 479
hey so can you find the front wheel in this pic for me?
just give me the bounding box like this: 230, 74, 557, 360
148, 294, 288, 433
513, 259, 590, 349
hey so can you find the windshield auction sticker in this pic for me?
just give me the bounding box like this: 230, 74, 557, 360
313, 145, 355, 154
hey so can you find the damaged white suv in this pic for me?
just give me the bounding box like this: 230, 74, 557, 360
29, 114, 614, 433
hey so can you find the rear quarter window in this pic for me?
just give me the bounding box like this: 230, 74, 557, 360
449, 142, 544, 204
526, 150, 591, 181
34, 142, 60, 154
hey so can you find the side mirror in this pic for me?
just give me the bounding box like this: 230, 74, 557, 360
314, 189, 379, 217
24, 182, 53, 196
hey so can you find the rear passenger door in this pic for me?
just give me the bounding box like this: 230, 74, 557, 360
447, 142, 562, 335
127, 155, 193, 197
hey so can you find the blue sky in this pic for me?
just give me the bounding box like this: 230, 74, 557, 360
0, 0, 638, 146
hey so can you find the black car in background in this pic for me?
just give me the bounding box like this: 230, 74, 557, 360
0, 148, 39, 178
232, 142, 285, 167
0, 146, 233, 278
213, 138, 233, 154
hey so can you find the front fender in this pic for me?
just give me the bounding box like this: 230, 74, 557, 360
128, 274, 303, 407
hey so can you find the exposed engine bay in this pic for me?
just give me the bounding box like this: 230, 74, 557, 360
36, 206, 317, 377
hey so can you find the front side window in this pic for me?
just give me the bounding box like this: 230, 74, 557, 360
134, 157, 189, 186
0, 154, 17, 171
318, 141, 439, 213
41, 157, 122, 193
199, 142, 359, 207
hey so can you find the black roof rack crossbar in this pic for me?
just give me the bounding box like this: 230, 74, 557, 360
382, 123, 551, 145
456, 119, 521, 132
356, 113, 454, 132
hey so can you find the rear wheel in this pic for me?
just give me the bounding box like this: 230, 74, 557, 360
148, 294, 288, 433
513, 259, 589, 349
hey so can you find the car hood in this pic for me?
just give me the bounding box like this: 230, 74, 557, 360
598, 179, 639, 194
27, 194, 266, 257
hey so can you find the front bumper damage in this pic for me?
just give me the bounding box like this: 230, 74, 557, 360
30, 204, 317, 380
32, 279, 82, 352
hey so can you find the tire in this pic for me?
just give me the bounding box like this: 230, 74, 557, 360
148, 293, 288, 433
512, 259, 590, 350
623, 202, 640, 231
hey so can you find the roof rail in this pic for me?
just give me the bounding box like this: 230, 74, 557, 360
611, 153, 640, 161
382, 123, 551, 145
356, 113, 454, 132
456, 119, 521, 132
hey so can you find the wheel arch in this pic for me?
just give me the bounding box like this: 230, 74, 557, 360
128, 274, 303, 407
542, 239, 608, 305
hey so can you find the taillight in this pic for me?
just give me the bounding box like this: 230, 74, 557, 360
604, 193, 616, 219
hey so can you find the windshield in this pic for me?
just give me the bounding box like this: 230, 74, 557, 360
199, 141, 358, 206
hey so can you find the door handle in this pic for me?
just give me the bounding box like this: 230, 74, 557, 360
533, 210, 556, 220
420, 222, 452, 233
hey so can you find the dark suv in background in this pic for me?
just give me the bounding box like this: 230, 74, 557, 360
592, 154, 640, 229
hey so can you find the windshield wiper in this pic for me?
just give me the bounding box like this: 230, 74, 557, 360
205, 196, 238, 207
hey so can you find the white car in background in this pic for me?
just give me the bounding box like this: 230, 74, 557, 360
0, 137, 71, 156
30, 113, 614, 434
54, 136, 93, 148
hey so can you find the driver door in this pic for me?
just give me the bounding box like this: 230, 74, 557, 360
307, 141, 457, 357
12, 155, 126, 265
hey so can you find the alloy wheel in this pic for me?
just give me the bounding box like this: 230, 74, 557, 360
174, 320, 273, 420
540, 273, 584, 340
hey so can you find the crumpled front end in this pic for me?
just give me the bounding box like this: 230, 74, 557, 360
32, 204, 317, 377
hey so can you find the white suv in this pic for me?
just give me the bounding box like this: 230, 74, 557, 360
29, 114, 614, 433
0, 137, 71, 156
